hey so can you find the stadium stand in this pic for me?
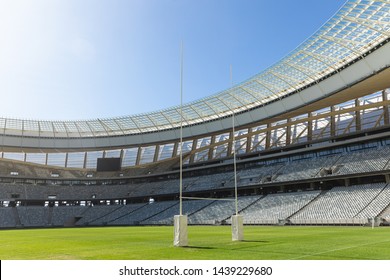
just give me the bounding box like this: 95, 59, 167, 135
1, 0, 390, 229
289, 183, 389, 225
2, 140, 390, 228
187, 196, 259, 225
0, 208, 16, 228
241, 191, 321, 225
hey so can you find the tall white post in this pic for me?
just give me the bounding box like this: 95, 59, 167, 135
230, 65, 243, 241
174, 41, 188, 247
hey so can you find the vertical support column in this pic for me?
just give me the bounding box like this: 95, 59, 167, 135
83, 152, 87, 169
65, 152, 69, 168
265, 123, 271, 150
330, 106, 336, 138
189, 139, 197, 164
382, 90, 389, 126
227, 131, 233, 156
135, 147, 142, 166
246, 128, 252, 153
173, 142, 179, 158
153, 145, 160, 163
119, 149, 124, 168
355, 99, 362, 132
208, 135, 216, 161
286, 119, 291, 146
308, 112, 313, 142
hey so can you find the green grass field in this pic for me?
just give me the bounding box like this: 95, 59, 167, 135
0, 226, 389, 260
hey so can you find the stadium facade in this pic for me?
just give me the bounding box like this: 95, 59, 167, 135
1, 0, 390, 228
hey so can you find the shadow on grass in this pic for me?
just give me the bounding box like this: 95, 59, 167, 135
183, 240, 269, 250
184, 246, 216, 250
241, 240, 270, 243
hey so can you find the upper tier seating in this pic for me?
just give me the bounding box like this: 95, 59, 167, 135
240, 191, 320, 224
290, 183, 387, 222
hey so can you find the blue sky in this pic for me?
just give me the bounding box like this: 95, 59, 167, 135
0, 0, 345, 121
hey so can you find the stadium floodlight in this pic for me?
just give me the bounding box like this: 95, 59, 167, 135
174, 41, 188, 247
230, 65, 244, 241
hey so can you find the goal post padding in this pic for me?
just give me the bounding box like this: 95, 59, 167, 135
231, 214, 244, 241
173, 215, 188, 247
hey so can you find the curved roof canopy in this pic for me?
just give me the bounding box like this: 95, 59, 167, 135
1, 0, 389, 138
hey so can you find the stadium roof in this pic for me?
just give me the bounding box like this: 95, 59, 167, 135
1, 0, 389, 138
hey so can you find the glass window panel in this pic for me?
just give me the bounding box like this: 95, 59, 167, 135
139, 146, 155, 165
105, 149, 121, 158
158, 143, 174, 161
67, 152, 85, 168
3, 152, 24, 162
122, 148, 138, 167
47, 153, 66, 167
25, 153, 46, 165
